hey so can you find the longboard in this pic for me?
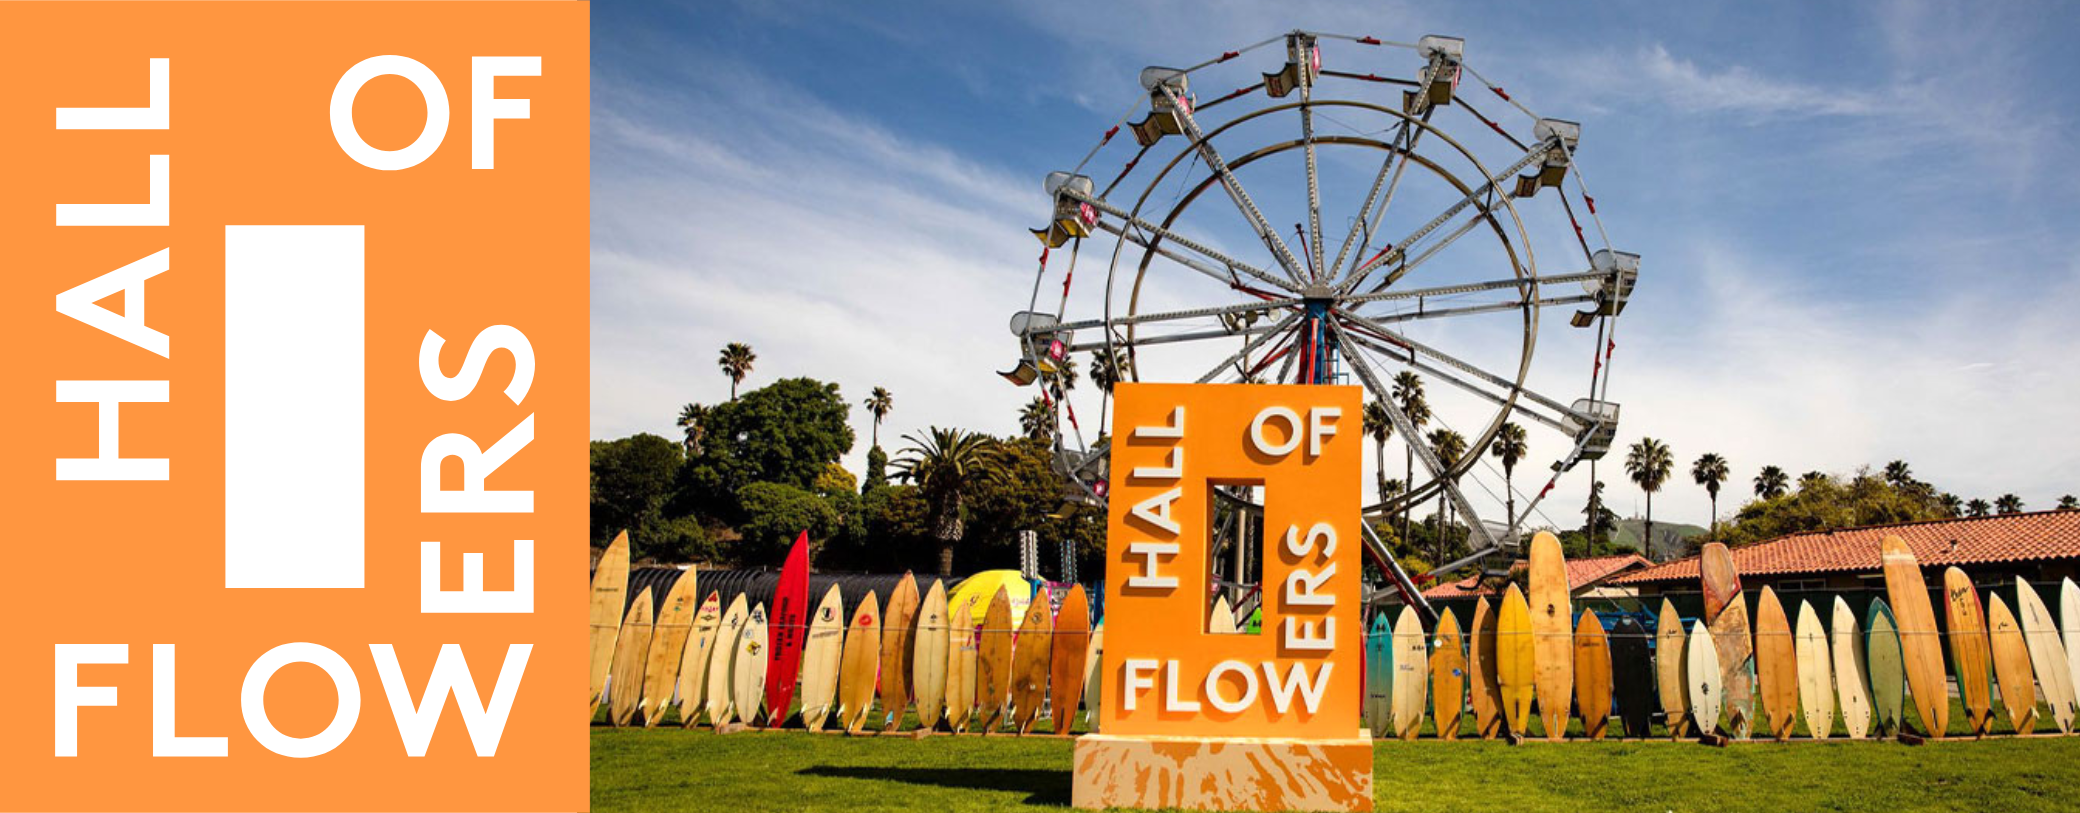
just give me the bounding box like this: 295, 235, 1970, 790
1467, 597, 1502, 739
587, 531, 631, 715
731, 604, 769, 726
2064, 578, 2080, 711
1573, 611, 1611, 740
1528, 531, 1573, 741
837, 590, 881, 734
1365, 610, 1393, 737
2014, 577, 2077, 734
1610, 616, 1652, 738
704, 594, 751, 728
1987, 594, 2037, 734
1496, 583, 1534, 738
1830, 597, 1873, 739
879, 573, 920, 731
913, 579, 951, 733
799, 584, 846, 732
1432, 609, 1465, 741
1655, 599, 1690, 739
947, 597, 979, 733
1866, 599, 1906, 737
1210, 594, 1240, 634
1879, 535, 1947, 737
1753, 587, 1797, 740
1687, 620, 1722, 736
1700, 542, 1740, 621
764, 533, 812, 727
640, 568, 699, 727
1794, 600, 1834, 739
1010, 587, 1054, 734
675, 591, 725, 727
1391, 605, 1427, 741
1710, 592, 1755, 738
1049, 585, 1091, 735
1080, 621, 1103, 732
607, 587, 655, 727
976, 587, 1015, 733
1942, 567, 1993, 735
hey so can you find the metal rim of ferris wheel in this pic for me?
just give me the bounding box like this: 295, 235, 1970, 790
1002, 30, 1637, 592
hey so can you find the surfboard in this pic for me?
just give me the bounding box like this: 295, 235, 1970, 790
1497, 583, 1534, 739
1528, 531, 1572, 741
2064, 578, 2080, 711
1573, 611, 1611, 740
837, 589, 881, 734
1081, 621, 1103, 732
1010, 587, 1054, 735
1210, 594, 1240, 634
799, 584, 846, 732
1753, 587, 1797, 740
1942, 567, 1993, 735
1656, 599, 1689, 739
2015, 577, 2076, 734
1049, 585, 1090, 735
1688, 620, 1721, 736
588, 531, 630, 715
764, 533, 812, 727
946, 596, 980, 733
1879, 535, 1948, 738
1701, 542, 1740, 622
912, 579, 951, 733
879, 573, 919, 731
676, 591, 724, 727
1365, 610, 1392, 737
1866, 598, 1905, 737
1987, 593, 2037, 734
1830, 597, 1872, 739
1610, 616, 1652, 738
976, 587, 1015, 733
1391, 606, 1427, 741
1794, 600, 1834, 739
704, 593, 750, 728
732, 604, 769, 726
1710, 592, 1755, 738
607, 587, 654, 727
1467, 596, 1502, 739
1432, 609, 1465, 741
640, 569, 699, 727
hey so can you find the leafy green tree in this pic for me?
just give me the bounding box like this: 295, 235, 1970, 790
1996, 494, 2024, 515
1754, 466, 1789, 500
1799, 471, 1829, 490
1625, 437, 1674, 556
678, 377, 855, 515
733, 481, 841, 564
962, 436, 1107, 578
718, 342, 756, 400
1710, 470, 1953, 548
863, 445, 890, 493
589, 433, 691, 560
1492, 422, 1528, 531
1692, 452, 1729, 533
895, 427, 1008, 575
863, 386, 894, 447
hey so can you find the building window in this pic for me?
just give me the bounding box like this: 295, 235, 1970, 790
1776, 578, 1825, 593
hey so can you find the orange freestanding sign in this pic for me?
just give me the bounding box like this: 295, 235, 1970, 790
1074, 382, 1372, 812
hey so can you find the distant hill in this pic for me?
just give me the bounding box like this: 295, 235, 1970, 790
1609, 517, 1707, 561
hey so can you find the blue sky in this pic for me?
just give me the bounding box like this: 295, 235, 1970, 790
592, 0, 2080, 531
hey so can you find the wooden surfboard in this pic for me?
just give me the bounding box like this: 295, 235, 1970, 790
912, 579, 951, 733
764, 533, 812, 727
1610, 616, 1652, 738
1656, 599, 1690, 739
1497, 583, 1535, 738
879, 573, 920, 731
1880, 535, 1948, 737
1010, 587, 1054, 735
1688, 620, 1722, 736
1701, 542, 1740, 621
587, 531, 630, 715
732, 604, 769, 726
947, 596, 979, 733
1391, 606, 1427, 741
704, 593, 750, 728
1467, 596, 1502, 739
2064, 578, 2080, 710
607, 587, 654, 727
1753, 587, 1797, 740
1795, 600, 1834, 739
1080, 621, 1103, 732
1210, 594, 1240, 634
675, 591, 725, 727
1528, 531, 1572, 741
837, 589, 881, 734
2015, 577, 2076, 734
799, 584, 846, 732
1830, 597, 1872, 739
976, 587, 1015, 733
1986, 593, 2037, 734
1365, 610, 1392, 737
1942, 567, 1993, 736
640, 569, 699, 727
1049, 585, 1091, 735
1710, 592, 1755, 738
1573, 612, 1611, 740
1866, 599, 1906, 737
1432, 609, 1465, 740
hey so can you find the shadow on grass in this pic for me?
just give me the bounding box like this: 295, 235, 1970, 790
798, 766, 1071, 806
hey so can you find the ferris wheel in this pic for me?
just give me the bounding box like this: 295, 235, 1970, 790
1002, 30, 1638, 609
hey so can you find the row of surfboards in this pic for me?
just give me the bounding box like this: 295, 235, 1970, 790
1364, 533, 2080, 741
587, 532, 1107, 734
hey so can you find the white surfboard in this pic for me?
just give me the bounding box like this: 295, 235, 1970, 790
1688, 620, 1722, 736
1830, 597, 1872, 739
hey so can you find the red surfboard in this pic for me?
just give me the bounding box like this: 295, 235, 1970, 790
763, 531, 812, 725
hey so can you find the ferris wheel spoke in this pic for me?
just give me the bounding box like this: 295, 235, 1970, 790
1191, 311, 1303, 384
1156, 85, 1309, 284
1330, 321, 1499, 552
1093, 219, 1294, 297
1067, 188, 1300, 293
1341, 269, 1603, 307
1071, 319, 1287, 353
1335, 308, 1583, 420
1364, 193, 1520, 294
1338, 140, 1551, 295
1049, 296, 1298, 335
1337, 326, 1572, 435
1347, 294, 1596, 327
1329, 114, 1431, 283
1301, 90, 1326, 278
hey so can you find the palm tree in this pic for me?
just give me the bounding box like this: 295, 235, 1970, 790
1798, 471, 1829, 490
1882, 460, 1914, 489
1966, 498, 1991, 518
1995, 494, 2024, 515
1625, 438, 1674, 556
1089, 349, 1129, 392
1491, 422, 1528, 532
1391, 371, 1430, 543
717, 342, 756, 400
863, 386, 894, 447
1583, 480, 1612, 553
1691, 453, 1729, 534
893, 427, 1007, 575
675, 403, 707, 454
1050, 356, 1079, 394
1428, 428, 1467, 566
1754, 466, 1789, 500
1018, 396, 1055, 440
1362, 400, 1394, 504
1939, 493, 1964, 517
2060, 495, 2079, 511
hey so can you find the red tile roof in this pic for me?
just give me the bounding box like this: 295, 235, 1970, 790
1610, 510, 2080, 585
1422, 553, 1653, 599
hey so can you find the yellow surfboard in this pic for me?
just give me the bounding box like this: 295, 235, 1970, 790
607, 587, 654, 727
639, 569, 698, 727
799, 584, 847, 732
587, 532, 630, 716
1528, 532, 1572, 741
1496, 583, 1535, 738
